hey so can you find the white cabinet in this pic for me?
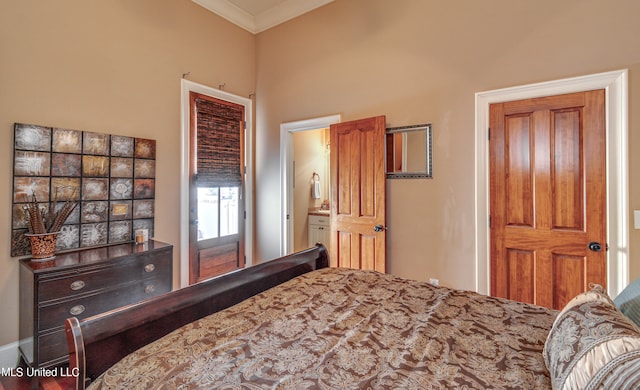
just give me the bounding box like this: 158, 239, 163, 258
308, 214, 330, 251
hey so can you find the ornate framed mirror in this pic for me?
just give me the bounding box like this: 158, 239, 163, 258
386, 123, 432, 179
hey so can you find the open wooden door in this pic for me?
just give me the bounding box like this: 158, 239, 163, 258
490, 90, 606, 310
330, 116, 386, 272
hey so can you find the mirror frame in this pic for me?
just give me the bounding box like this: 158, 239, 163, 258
385, 123, 432, 179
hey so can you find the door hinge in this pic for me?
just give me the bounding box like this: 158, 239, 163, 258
488, 128, 490, 140
488, 216, 491, 228
244, 210, 246, 219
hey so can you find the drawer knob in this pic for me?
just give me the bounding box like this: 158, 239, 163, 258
70, 280, 86, 291
145, 284, 156, 294
144, 263, 155, 273
69, 305, 86, 316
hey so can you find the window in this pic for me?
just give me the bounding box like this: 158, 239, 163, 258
191, 92, 244, 242
197, 186, 239, 240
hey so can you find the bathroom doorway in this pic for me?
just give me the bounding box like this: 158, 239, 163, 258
292, 128, 330, 252
280, 115, 340, 255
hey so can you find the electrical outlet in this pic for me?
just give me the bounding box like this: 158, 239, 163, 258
429, 278, 439, 286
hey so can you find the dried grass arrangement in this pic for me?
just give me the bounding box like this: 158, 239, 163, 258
23, 188, 77, 234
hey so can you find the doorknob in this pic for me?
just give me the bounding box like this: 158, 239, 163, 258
374, 224, 386, 232
588, 242, 602, 252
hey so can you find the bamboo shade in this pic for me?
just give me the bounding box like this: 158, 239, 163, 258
194, 95, 244, 187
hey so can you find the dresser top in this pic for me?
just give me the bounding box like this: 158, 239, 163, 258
20, 240, 172, 272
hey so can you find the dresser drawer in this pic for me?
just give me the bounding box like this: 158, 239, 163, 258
37, 329, 68, 367
37, 248, 171, 302
38, 277, 170, 331
309, 215, 330, 226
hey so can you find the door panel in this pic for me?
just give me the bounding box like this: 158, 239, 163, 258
552, 109, 584, 230
330, 116, 386, 273
506, 249, 535, 304
505, 114, 534, 227
490, 90, 606, 310
552, 254, 586, 309
198, 242, 241, 278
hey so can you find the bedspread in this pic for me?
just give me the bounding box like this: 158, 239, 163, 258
88, 268, 557, 389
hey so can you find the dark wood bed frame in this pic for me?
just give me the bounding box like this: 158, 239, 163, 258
64, 244, 329, 390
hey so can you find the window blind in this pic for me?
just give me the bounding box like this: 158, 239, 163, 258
193, 94, 244, 187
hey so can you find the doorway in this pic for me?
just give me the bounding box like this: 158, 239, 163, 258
188, 92, 246, 284
280, 115, 341, 255
180, 79, 253, 288
291, 128, 331, 252
475, 69, 628, 298
281, 114, 388, 273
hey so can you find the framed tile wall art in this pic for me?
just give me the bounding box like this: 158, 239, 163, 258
11, 123, 156, 257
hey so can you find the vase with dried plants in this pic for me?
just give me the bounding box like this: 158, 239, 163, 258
23, 188, 77, 260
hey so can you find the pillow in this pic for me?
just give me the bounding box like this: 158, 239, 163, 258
614, 278, 640, 327
543, 285, 640, 389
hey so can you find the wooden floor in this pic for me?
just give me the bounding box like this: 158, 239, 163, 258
0, 375, 73, 390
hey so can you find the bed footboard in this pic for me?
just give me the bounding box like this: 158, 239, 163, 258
65, 244, 328, 390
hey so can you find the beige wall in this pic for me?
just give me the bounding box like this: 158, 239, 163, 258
2, 0, 640, 360
0, 1, 255, 348
255, 0, 640, 289
292, 129, 330, 251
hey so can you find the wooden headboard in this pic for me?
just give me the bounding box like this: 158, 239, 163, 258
65, 244, 329, 390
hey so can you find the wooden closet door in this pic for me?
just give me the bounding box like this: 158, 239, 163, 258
490, 90, 606, 310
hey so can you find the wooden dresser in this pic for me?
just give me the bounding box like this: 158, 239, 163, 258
19, 240, 173, 369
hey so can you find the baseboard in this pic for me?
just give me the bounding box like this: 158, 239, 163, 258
0, 341, 20, 369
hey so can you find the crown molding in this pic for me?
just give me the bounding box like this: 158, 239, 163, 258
253, 0, 333, 33
192, 0, 334, 34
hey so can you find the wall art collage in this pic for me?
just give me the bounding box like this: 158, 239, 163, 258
11, 123, 156, 257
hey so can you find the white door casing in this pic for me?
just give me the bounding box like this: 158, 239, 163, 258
475, 69, 629, 298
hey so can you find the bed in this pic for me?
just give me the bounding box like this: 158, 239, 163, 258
65, 244, 640, 389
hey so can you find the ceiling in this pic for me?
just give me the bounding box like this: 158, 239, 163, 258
192, 0, 334, 34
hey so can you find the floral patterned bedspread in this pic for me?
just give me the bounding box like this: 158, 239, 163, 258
88, 268, 557, 389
